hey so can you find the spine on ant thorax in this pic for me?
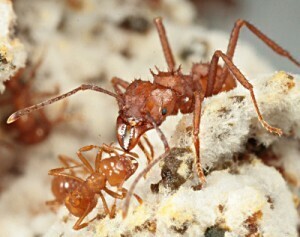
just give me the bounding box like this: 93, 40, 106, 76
153, 71, 197, 115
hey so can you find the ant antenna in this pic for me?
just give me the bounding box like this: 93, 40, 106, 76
122, 150, 170, 218
7, 84, 121, 124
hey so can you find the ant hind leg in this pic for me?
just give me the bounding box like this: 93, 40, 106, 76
214, 19, 300, 93
208, 50, 283, 136
192, 91, 206, 189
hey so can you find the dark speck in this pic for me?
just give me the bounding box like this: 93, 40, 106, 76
204, 226, 226, 237
118, 16, 150, 34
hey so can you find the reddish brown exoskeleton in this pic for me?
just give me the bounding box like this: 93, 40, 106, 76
1, 58, 66, 145
7, 18, 300, 216
48, 144, 142, 230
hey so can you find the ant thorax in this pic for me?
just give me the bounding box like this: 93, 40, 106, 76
86, 173, 106, 192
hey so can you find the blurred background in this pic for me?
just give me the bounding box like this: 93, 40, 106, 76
193, 0, 300, 73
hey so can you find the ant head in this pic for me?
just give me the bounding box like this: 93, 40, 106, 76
117, 85, 176, 151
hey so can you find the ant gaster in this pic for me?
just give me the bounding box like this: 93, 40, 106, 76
1, 57, 66, 144
47, 144, 142, 230
7, 18, 300, 215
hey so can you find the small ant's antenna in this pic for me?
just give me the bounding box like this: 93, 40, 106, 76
122, 150, 170, 218
7, 84, 121, 124
154, 17, 176, 72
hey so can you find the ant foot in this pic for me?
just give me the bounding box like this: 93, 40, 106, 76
261, 120, 283, 136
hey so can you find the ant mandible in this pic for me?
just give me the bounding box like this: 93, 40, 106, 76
47, 144, 142, 230
1, 57, 66, 145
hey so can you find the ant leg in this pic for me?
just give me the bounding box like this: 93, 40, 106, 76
121, 187, 143, 204
72, 203, 94, 230
138, 140, 153, 164
193, 91, 206, 187
58, 154, 87, 175
48, 168, 84, 183
98, 191, 113, 218
103, 187, 124, 199
213, 19, 300, 94
122, 150, 170, 219
209, 50, 283, 136
154, 17, 176, 71
77, 145, 103, 173
142, 135, 155, 159
7, 84, 120, 124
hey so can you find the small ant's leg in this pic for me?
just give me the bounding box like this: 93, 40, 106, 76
111, 77, 130, 95
48, 168, 84, 183
103, 187, 124, 199
193, 91, 206, 187
58, 154, 87, 175
77, 145, 102, 173
142, 135, 155, 159
98, 191, 113, 218
72, 203, 94, 230
101, 144, 122, 158
94, 147, 104, 171
154, 17, 176, 71
121, 188, 143, 204
138, 140, 153, 164
214, 19, 300, 93
209, 50, 283, 136
122, 150, 170, 219
7, 84, 120, 124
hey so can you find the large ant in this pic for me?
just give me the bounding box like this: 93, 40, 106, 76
1, 57, 66, 145
8, 18, 300, 216
47, 144, 142, 230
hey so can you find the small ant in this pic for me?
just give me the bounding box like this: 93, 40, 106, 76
1, 57, 66, 145
47, 144, 142, 230
8, 18, 300, 217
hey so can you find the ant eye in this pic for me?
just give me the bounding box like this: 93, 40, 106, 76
161, 108, 167, 115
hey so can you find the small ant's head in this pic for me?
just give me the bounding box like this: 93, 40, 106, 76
117, 116, 152, 151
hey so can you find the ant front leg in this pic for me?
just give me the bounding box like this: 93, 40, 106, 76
193, 91, 206, 188
154, 17, 176, 71
212, 19, 300, 94
77, 145, 105, 173
208, 50, 283, 136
